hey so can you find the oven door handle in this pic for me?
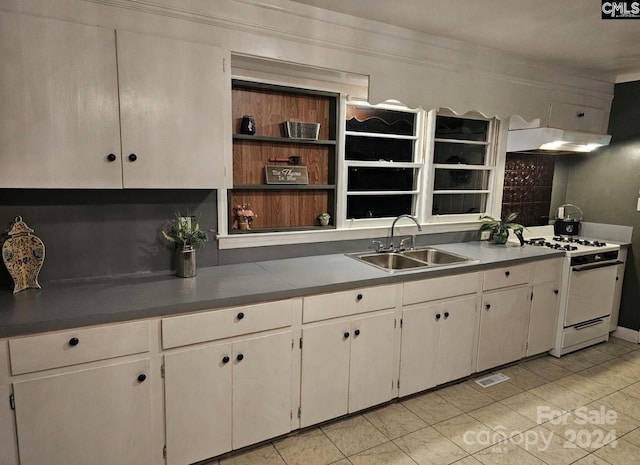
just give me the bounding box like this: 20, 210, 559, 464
572, 261, 624, 272
574, 319, 605, 330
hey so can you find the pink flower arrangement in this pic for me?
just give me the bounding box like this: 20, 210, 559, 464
233, 204, 256, 230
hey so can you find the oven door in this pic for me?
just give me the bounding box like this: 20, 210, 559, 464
564, 261, 618, 327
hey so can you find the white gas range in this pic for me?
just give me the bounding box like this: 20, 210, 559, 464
523, 226, 621, 356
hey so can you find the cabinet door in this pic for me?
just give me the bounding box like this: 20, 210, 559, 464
164, 343, 232, 465
0, 385, 18, 465
233, 331, 293, 449
399, 304, 440, 396
13, 359, 151, 465
0, 11, 122, 188
527, 282, 560, 356
610, 263, 625, 331
437, 297, 477, 385
549, 102, 605, 133
349, 311, 396, 413
117, 30, 231, 188
300, 320, 351, 427
477, 287, 531, 372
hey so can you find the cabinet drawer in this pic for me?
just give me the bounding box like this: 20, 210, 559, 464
303, 284, 398, 323
9, 321, 150, 375
403, 273, 479, 305
162, 299, 295, 349
483, 263, 531, 291
533, 258, 563, 285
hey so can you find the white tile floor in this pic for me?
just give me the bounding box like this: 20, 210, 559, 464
212, 338, 640, 465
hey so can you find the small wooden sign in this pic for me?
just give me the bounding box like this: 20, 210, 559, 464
265, 165, 309, 184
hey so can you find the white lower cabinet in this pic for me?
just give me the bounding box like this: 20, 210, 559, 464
527, 281, 561, 356
477, 287, 532, 372
164, 330, 293, 465
400, 296, 477, 396
12, 359, 152, 465
0, 384, 18, 465
299, 311, 397, 428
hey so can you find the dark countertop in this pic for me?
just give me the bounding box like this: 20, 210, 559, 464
0, 241, 563, 338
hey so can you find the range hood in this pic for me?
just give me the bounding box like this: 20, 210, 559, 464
507, 128, 611, 154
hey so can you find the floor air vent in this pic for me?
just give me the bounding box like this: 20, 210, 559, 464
474, 373, 510, 388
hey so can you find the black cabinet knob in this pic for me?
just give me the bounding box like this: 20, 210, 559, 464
237, 312, 245, 320
222, 356, 230, 364
616, 277, 619, 281
343, 332, 350, 339
128, 153, 137, 162
236, 354, 244, 362
554, 289, 559, 294
485, 304, 491, 310
69, 337, 79, 346
435, 313, 441, 320
137, 374, 147, 383
354, 329, 361, 336
107, 153, 117, 162
444, 312, 450, 319
505, 271, 511, 277
577, 112, 585, 118
356, 293, 363, 301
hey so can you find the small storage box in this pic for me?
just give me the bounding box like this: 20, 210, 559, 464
284, 121, 320, 139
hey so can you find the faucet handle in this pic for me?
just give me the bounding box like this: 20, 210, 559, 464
370, 240, 384, 252
399, 235, 415, 251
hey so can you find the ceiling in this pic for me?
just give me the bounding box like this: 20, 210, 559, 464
288, 0, 640, 80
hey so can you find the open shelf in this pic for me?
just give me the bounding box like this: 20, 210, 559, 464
233, 134, 336, 146
230, 80, 339, 234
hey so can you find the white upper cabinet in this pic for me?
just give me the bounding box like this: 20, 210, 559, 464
0, 11, 231, 189
117, 30, 231, 188
0, 12, 122, 188
548, 102, 606, 133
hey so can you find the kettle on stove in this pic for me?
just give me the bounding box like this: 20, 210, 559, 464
554, 204, 582, 236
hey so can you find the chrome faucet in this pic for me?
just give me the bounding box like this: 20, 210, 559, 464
388, 214, 422, 251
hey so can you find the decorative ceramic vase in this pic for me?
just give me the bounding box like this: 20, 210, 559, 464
176, 246, 196, 278
2, 216, 45, 293
240, 115, 256, 135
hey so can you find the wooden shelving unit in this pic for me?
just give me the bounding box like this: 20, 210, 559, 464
229, 80, 339, 233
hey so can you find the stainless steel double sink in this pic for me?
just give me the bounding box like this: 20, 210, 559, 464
347, 247, 476, 272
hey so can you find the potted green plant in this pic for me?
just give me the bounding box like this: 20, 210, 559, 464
479, 213, 524, 245
162, 212, 209, 277
318, 212, 331, 227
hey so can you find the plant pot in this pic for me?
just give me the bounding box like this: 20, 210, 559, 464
492, 233, 509, 244
319, 218, 329, 226
176, 246, 196, 278
238, 219, 251, 230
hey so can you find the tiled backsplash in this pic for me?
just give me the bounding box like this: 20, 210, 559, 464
502, 153, 555, 226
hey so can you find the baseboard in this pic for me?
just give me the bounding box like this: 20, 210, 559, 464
611, 326, 640, 343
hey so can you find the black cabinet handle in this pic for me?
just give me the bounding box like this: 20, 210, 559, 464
237, 312, 245, 320
485, 304, 491, 310
343, 332, 350, 339
236, 354, 244, 362
505, 271, 511, 277
435, 313, 441, 320
107, 153, 117, 162
444, 312, 450, 319
137, 374, 147, 383
69, 337, 79, 346
554, 289, 559, 294
616, 277, 619, 281
356, 293, 363, 301
128, 153, 137, 162
577, 112, 585, 118
222, 356, 230, 364
354, 329, 360, 336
